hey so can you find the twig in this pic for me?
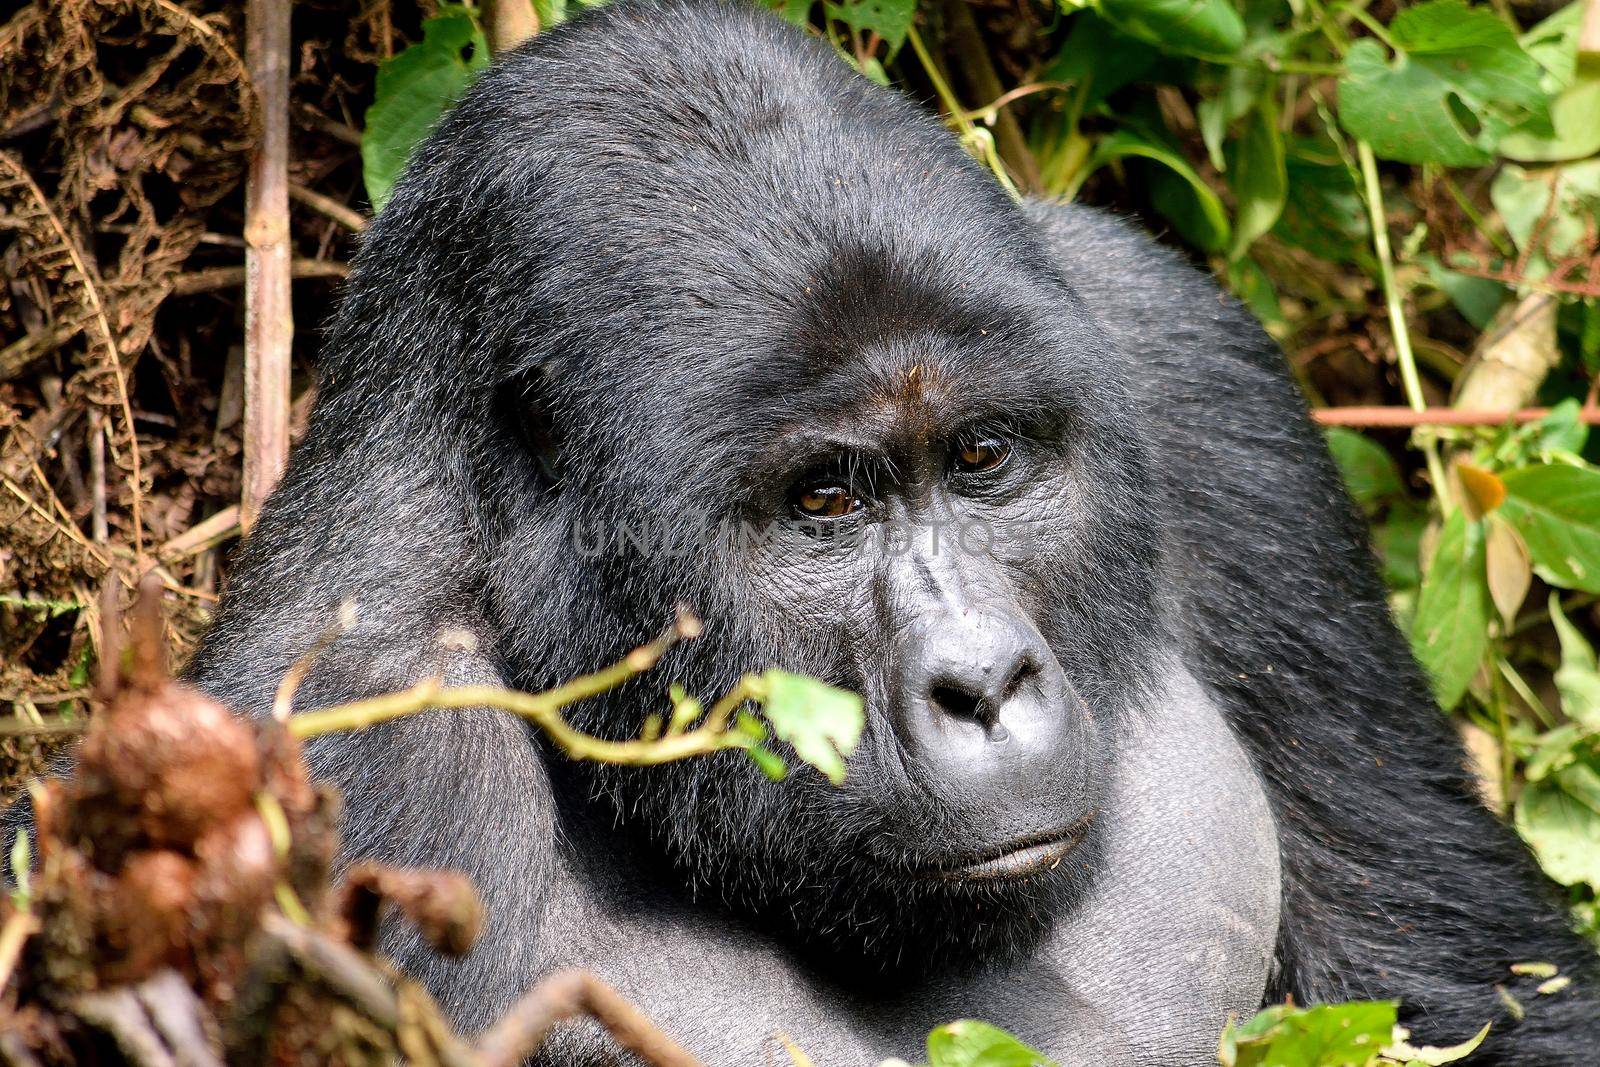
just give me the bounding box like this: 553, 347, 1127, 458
956, 82, 1070, 125
288, 183, 367, 233
0, 688, 90, 705
259, 913, 401, 1028
257, 915, 480, 1067
904, 25, 1018, 202
70, 988, 181, 1067
476, 970, 702, 1067
243, 0, 295, 533
0, 719, 87, 738
89, 409, 107, 542
0, 909, 39, 997
484, 0, 539, 52
159, 504, 241, 559
133, 971, 229, 1067
1356, 140, 1452, 506
0, 473, 113, 570
271, 606, 353, 722
1313, 406, 1600, 427
285, 618, 749, 769
171, 259, 346, 296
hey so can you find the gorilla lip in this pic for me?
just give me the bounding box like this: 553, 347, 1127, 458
925, 816, 1095, 883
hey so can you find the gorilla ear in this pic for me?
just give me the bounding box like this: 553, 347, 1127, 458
497, 368, 562, 488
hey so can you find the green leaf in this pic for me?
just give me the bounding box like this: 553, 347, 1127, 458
1411, 511, 1492, 709
1516, 760, 1600, 891
777, 0, 813, 25
1326, 428, 1404, 515
1501, 3, 1600, 162
1227, 256, 1283, 328
1549, 594, 1600, 728
824, 0, 916, 53
1221, 1001, 1398, 1067
757, 670, 865, 785
1490, 160, 1600, 280
1083, 131, 1229, 251
1149, 165, 1229, 252
1377, 503, 1428, 591
1338, 0, 1551, 165
1091, 0, 1246, 58
1526, 399, 1589, 459
1523, 720, 1586, 782
1042, 14, 1158, 109
1273, 140, 1369, 264
1383, 1021, 1491, 1065
362, 7, 490, 211
1227, 99, 1287, 260
535, 0, 567, 29
1197, 65, 1262, 171
926, 1020, 1055, 1067
1499, 463, 1600, 592
1419, 255, 1505, 330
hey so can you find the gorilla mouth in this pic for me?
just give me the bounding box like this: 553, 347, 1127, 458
922, 815, 1096, 883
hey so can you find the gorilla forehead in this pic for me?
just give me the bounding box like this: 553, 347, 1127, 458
340, 0, 1138, 511
383, 0, 1098, 376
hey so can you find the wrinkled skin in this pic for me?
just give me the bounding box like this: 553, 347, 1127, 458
143, 0, 1600, 1062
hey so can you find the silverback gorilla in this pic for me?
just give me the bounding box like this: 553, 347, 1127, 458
182, 0, 1598, 1062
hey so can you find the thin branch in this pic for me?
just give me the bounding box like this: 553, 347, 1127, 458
288, 183, 367, 233
1313, 406, 1600, 427
0, 909, 38, 996
159, 504, 241, 559
484, 0, 539, 52
476, 970, 702, 1067
0, 472, 112, 570
956, 81, 1070, 125
243, 0, 295, 533
285, 618, 749, 768
171, 259, 346, 297
1356, 140, 1452, 506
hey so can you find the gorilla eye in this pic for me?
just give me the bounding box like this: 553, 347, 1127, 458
954, 438, 1011, 474
793, 483, 863, 519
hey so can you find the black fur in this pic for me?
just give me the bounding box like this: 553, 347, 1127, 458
170, 0, 1600, 1061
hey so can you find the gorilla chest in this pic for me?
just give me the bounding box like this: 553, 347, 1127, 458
539, 665, 1280, 1067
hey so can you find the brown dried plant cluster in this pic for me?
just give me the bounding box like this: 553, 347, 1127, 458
1, 578, 694, 1067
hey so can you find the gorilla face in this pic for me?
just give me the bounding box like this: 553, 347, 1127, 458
397, 0, 1167, 974
498, 249, 1162, 972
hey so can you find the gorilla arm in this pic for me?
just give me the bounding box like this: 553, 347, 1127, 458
1026, 199, 1600, 1062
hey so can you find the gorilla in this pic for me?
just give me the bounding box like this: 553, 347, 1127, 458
177, 0, 1598, 1062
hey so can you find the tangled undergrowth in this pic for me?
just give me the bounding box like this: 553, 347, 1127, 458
0, 577, 707, 1067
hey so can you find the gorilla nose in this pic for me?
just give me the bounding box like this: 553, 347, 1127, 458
893, 613, 1073, 766
889, 614, 1091, 841
927, 651, 1040, 737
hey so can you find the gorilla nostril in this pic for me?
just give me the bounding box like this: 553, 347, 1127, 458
1001, 656, 1040, 703
929, 682, 993, 726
